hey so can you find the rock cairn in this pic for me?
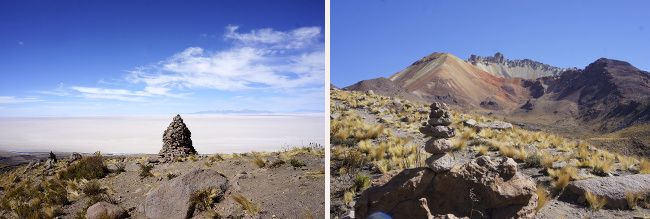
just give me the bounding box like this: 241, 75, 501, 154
421, 102, 456, 172
158, 114, 196, 161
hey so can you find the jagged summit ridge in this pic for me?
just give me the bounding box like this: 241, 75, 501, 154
468, 52, 576, 79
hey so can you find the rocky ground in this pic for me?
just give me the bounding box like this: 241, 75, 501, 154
330, 89, 650, 219
0, 148, 324, 219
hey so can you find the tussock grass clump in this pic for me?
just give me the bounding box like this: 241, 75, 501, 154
640, 159, 650, 174
343, 189, 355, 205
232, 193, 259, 214
190, 187, 223, 213
252, 155, 266, 168
535, 185, 549, 212
626, 192, 640, 209
0, 178, 68, 219
475, 146, 489, 155
114, 162, 126, 173
82, 180, 105, 196
353, 174, 371, 192
289, 159, 306, 168
548, 166, 577, 191
269, 160, 286, 168
139, 163, 154, 178
331, 111, 385, 146
585, 191, 607, 210
59, 153, 109, 180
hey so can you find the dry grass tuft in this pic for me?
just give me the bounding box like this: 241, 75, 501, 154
252, 155, 266, 168
536, 185, 549, 212
626, 192, 640, 210
640, 159, 650, 174
585, 191, 607, 210
232, 193, 259, 214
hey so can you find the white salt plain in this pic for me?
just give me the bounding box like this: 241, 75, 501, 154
0, 114, 324, 154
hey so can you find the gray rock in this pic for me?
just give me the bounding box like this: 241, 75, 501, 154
140, 169, 229, 219
158, 114, 197, 160
424, 139, 454, 154
463, 119, 477, 127
551, 161, 567, 169
421, 125, 455, 138
428, 117, 452, 126
498, 157, 518, 179
429, 109, 447, 119
567, 174, 650, 209
69, 152, 82, 162
44, 158, 56, 170
86, 202, 127, 219
477, 121, 513, 130
426, 153, 455, 173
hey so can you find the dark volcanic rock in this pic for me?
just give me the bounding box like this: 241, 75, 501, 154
158, 115, 197, 160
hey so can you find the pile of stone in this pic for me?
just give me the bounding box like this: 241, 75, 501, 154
158, 114, 197, 162
420, 102, 456, 172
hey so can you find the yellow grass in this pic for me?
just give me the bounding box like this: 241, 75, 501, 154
585, 191, 607, 210
536, 185, 549, 212
232, 193, 260, 214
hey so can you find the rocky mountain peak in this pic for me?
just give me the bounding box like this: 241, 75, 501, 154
468, 52, 574, 79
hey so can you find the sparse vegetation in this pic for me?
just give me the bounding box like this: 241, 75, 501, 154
353, 174, 371, 192
59, 153, 109, 180
585, 191, 607, 210
232, 193, 259, 214
535, 185, 549, 212
139, 163, 154, 178
115, 162, 126, 173
167, 173, 178, 180
290, 158, 306, 168
253, 155, 266, 168
343, 189, 355, 205
82, 180, 106, 196
626, 192, 640, 210
269, 159, 286, 168
190, 187, 223, 213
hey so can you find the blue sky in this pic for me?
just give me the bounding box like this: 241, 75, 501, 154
332, 0, 650, 87
0, 0, 324, 116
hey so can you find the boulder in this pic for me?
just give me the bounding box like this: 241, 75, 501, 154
426, 153, 455, 173
421, 125, 455, 138
44, 158, 56, 170
567, 174, 650, 209
429, 109, 447, 119
69, 152, 82, 162
355, 156, 537, 219
424, 139, 454, 154
141, 169, 229, 219
86, 202, 127, 219
476, 121, 513, 130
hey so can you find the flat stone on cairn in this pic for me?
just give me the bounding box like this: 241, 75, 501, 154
421, 102, 456, 172
158, 114, 197, 161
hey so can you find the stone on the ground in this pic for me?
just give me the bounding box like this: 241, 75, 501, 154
426, 153, 455, 173
158, 114, 197, 161
140, 169, 229, 219
421, 125, 455, 138
355, 156, 537, 219
86, 201, 127, 219
476, 121, 513, 130
463, 119, 477, 127
44, 158, 56, 170
424, 139, 454, 154
567, 174, 650, 209
69, 152, 82, 162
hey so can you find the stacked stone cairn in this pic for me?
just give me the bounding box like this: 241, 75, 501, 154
421, 102, 456, 172
158, 114, 197, 162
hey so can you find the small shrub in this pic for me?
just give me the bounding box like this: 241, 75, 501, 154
269, 160, 286, 168
343, 189, 355, 205
188, 155, 199, 162
232, 193, 259, 214
289, 159, 306, 168
59, 154, 109, 180
353, 174, 371, 192
82, 180, 106, 196
640, 159, 650, 174
550, 167, 577, 191
585, 191, 607, 210
139, 164, 154, 178
475, 146, 489, 156
535, 185, 549, 212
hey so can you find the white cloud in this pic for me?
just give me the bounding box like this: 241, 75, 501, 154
0, 96, 40, 104
64, 25, 324, 102
37, 83, 70, 96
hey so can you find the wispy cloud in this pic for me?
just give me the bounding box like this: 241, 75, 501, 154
0, 96, 40, 104
62, 25, 324, 101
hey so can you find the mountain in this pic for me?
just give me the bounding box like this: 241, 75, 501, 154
468, 52, 573, 79
387, 52, 529, 109
345, 52, 650, 132
532, 58, 650, 131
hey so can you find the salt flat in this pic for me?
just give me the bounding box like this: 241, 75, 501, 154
0, 114, 324, 154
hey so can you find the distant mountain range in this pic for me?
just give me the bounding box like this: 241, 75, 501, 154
343, 52, 650, 132
192, 109, 324, 114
